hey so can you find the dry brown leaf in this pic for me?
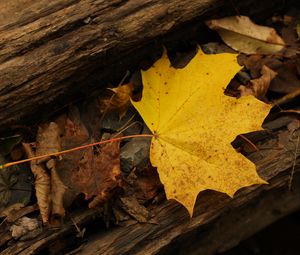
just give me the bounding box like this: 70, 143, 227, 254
48, 159, 67, 219
238, 54, 300, 94
270, 60, 300, 94
26, 106, 121, 222
127, 167, 162, 203
50, 109, 92, 216
54, 110, 121, 210
239, 65, 277, 99
119, 196, 149, 223
36, 122, 61, 163
61, 106, 90, 148
10, 216, 39, 240
100, 83, 133, 119
49, 108, 90, 217
206, 16, 285, 54
280, 14, 300, 57
23, 122, 62, 224
70, 137, 122, 208
35, 122, 62, 223
23, 143, 50, 224
238, 54, 282, 79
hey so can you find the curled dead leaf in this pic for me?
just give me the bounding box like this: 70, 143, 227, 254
239, 65, 277, 99
99, 83, 133, 119
23, 122, 62, 224
36, 122, 61, 163
23, 143, 50, 224
48, 159, 67, 219
206, 16, 285, 54
238, 54, 300, 94
10, 216, 39, 240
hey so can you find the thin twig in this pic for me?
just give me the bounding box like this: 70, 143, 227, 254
70, 216, 85, 238
116, 113, 137, 133
0, 134, 153, 170
238, 134, 259, 151
273, 88, 300, 106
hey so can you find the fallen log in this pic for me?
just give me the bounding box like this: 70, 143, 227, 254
77, 175, 300, 255
62, 129, 300, 255
1, 127, 300, 255
0, 0, 295, 129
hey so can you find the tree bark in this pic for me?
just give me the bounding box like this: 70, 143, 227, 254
0, 0, 293, 129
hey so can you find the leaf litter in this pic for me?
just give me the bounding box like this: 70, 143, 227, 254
0, 9, 300, 252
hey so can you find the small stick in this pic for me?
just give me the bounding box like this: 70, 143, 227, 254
273, 88, 300, 106
238, 134, 259, 152
0, 134, 153, 169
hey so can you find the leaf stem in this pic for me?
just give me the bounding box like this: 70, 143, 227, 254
0, 134, 153, 169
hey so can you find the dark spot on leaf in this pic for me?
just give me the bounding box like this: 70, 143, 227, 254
165, 92, 168, 95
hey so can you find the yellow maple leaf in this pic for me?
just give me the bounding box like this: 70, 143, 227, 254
132, 49, 271, 216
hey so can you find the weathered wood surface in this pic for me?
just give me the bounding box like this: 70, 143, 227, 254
0, 0, 293, 129
73, 130, 300, 255
77, 175, 300, 255
1, 127, 300, 255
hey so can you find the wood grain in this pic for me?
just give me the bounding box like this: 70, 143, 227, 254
0, 0, 290, 128
1, 127, 300, 255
